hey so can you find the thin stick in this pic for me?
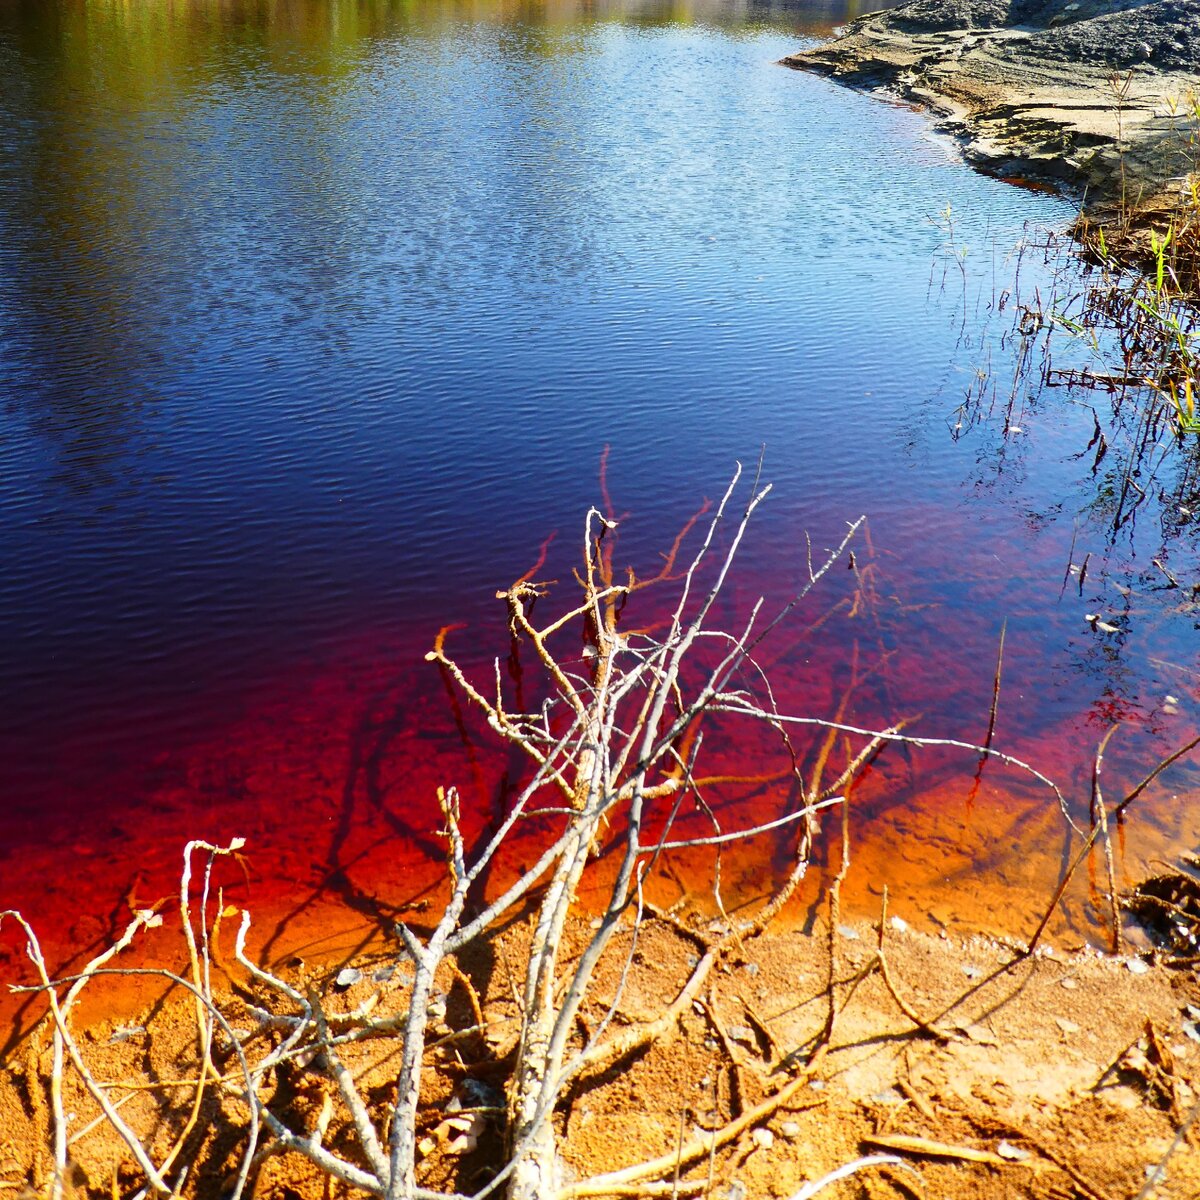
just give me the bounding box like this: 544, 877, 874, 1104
560, 1078, 823, 1197
1090, 727, 1123, 953
786, 1155, 903, 1200
984, 618, 1006, 751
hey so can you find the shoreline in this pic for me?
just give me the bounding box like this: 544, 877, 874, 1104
783, 0, 1200, 224
5, 907, 1200, 1199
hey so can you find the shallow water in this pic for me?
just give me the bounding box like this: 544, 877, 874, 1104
1, 0, 1198, 1010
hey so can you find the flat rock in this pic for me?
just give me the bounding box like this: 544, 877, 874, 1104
782, 0, 1200, 209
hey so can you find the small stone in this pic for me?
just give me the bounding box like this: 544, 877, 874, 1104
1055, 1017, 1080, 1036
1126, 957, 1151, 975
107, 1023, 146, 1044
457, 1078, 502, 1109
751, 1128, 775, 1150
809, 1078, 826, 1091
780, 1121, 801, 1140
744, 961, 759, 977
962, 964, 981, 979
1123, 1046, 1151, 1073
334, 967, 362, 990
725, 1182, 748, 1200
373, 964, 396, 983
727, 1025, 755, 1047
890, 915, 909, 934
997, 1140, 1031, 1161
1060, 976, 1078, 989
443, 1113, 486, 1155
837, 924, 860, 941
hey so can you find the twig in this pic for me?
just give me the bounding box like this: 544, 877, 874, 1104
559, 1078, 824, 1197
1090, 727, 1123, 953
786, 1155, 902, 1200
860, 1135, 1006, 1165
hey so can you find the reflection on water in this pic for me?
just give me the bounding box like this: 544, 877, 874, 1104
0, 0, 1197, 1011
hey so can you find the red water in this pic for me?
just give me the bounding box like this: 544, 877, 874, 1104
3, 498, 1196, 1044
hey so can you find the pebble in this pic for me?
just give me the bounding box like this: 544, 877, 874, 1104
107, 1023, 146, 1044
890, 915, 909, 933
780, 1121, 801, 1140
334, 967, 362, 990
1060, 976, 1078, 989
751, 1128, 774, 1150
1055, 1017, 1080, 1036
997, 1140, 1031, 1161
1126, 957, 1151, 975
837, 924, 860, 940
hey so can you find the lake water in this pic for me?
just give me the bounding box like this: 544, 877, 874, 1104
1, 0, 1197, 1008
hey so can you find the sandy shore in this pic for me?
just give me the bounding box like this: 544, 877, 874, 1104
5, 908, 1200, 1199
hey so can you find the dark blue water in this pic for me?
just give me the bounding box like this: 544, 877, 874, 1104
1, 0, 1197, 958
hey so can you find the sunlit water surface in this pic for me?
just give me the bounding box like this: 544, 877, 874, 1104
1, 0, 1198, 1020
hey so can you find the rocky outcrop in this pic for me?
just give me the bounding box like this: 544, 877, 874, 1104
783, 0, 1200, 209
